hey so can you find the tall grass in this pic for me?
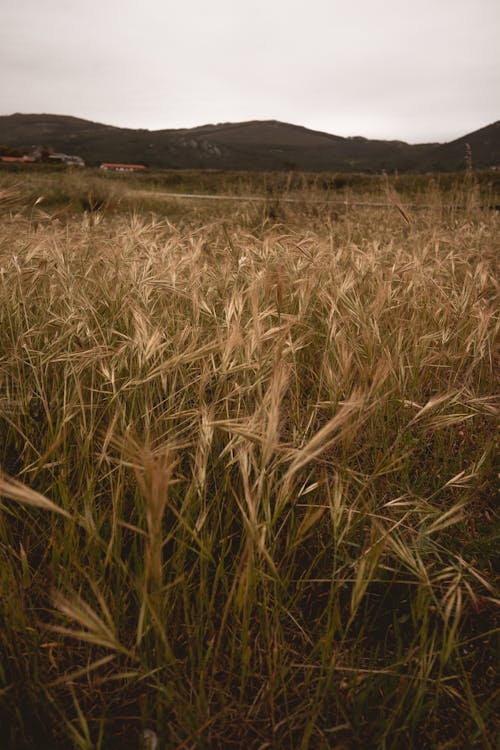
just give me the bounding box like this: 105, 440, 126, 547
0, 174, 498, 749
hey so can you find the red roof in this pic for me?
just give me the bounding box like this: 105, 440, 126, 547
0, 156, 35, 163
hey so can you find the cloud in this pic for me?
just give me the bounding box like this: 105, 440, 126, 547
1, 0, 498, 141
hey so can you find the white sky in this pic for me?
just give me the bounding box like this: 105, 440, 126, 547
1, 0, 498, 143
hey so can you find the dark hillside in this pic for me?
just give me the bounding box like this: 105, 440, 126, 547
0, 113, 498, 171
419, 121, 500, 171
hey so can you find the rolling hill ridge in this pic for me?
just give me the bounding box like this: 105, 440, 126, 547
0, 113, 498, 171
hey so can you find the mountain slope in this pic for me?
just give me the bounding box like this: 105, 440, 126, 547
0, 113, 498, 171
419, 121, 500, 171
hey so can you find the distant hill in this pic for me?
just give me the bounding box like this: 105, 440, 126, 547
0, 113, 498, 172
417, 121, 500, 172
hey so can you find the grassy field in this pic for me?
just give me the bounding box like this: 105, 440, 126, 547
0, 169, 498, 749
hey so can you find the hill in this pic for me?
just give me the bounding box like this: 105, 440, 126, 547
0, 113, 498, 171
418, 121, 500, 171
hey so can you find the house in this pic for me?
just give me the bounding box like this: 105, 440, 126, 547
0, 155, 35, 164
48, 153, 85, 167
100, 163, 147, 172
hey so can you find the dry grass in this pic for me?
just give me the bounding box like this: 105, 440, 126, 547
0, 172, 498, 749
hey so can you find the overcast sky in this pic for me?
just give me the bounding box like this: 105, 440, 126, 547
1, 0, 498, 143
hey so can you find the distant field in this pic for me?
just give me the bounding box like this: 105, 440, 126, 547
0, 163, 499, 213
0, 170, 498, 749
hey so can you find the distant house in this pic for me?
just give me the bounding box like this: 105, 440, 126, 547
48, 153, 85, 167
100, 163, 147, 172
0, 155, 35, 164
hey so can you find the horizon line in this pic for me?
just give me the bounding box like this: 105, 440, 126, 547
2, 110, 498, 146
